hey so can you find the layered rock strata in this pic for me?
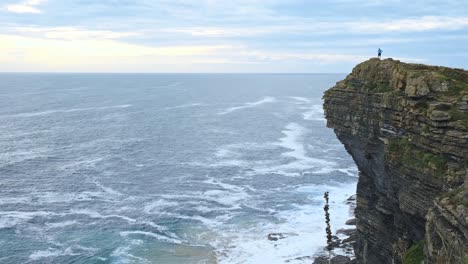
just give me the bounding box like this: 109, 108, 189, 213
323, 58, 468, 263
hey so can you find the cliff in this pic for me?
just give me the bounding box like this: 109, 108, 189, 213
323, 58, 468, 264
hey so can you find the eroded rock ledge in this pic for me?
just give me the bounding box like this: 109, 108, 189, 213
323, 58, 467, 264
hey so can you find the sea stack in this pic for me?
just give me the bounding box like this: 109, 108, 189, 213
323, 58, 468, 264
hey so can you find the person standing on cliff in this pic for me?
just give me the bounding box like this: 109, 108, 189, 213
378, 48, 383, 59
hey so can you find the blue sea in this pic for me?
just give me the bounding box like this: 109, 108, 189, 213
0, 74, 357, 264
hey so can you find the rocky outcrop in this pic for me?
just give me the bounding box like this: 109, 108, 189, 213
323, 58, 468, 263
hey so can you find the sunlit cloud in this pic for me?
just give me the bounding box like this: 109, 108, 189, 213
0, 33, 238, 71
14, 27, 141, 40
4, 0, 46, 14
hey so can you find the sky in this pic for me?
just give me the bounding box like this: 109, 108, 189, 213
0, 0, 467, 73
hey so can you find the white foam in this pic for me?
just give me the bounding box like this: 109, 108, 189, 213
120, 231, 182, 244
218, 97, 276, 115
46, 220, 79, 228
211, 182, 356, 264
164, 103, 203, 110
69, 209, 137, 223
290, 96, 312, 104
29, 248, 79, 261
0, 211, 58, 229
143, 199, 179, 214
0, 197, 31, 205
32, 190, 114, 204
302, 105, 326, 121
0, 148, 50, 166
193, 123, 340, 176
93, 180, 123, 197
248, 123, 337, 176
111, 240, 150, 264
215, 143, 276, 158
2, 104, 132, 118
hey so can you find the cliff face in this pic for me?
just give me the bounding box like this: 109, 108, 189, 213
323, 58, 468, 264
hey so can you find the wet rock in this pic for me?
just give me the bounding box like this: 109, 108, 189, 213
345, 218, 356, 225
336, 228, 356, 237
347, 194, 357, 201
267, 233, 285, 241
313, 255, 353, 264
285, 255, 312, 262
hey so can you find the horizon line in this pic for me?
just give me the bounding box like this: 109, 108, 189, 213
0, 72, 348, 75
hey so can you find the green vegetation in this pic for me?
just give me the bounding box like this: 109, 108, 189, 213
402, 241, 425, 264
364, 79, 393, 93
408, 71, 425, 79
446, 187, 468, 207
385, 138, 447, 174
449, 105, 468, 128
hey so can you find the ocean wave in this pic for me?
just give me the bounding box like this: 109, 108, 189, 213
45, 220, 80, 228
1, 104, 132, 118
154, 82, 183, 88
29, 247, 79, 261
218, 97, 276, 115
164, 103, 204, 110
69, 209, 137, 223
120, 231, 183, 244
0, 210, 64, 229
301, 105, 326, 121
143, 199, 179, 214
289, 96, 312, 104
212, 182, 356, 264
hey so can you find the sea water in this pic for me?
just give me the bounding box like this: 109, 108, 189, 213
0, 73, 357, 264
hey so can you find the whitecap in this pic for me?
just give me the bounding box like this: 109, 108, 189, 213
29, 248, 79, 261
289, 96, 312, 104
92, 180, 123, 197
0, 211, 55, 229
164, 103, 204, 110
143, 199, 179, 214
302, 105, 326, 121
120, 231, 182, 244
0, 197, 31, 205
2, 104, 132, 118
46, 220, 80, 228
218, 97, 276, 115
69, 209, 136, 223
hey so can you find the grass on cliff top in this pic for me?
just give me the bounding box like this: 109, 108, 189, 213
402, 241, 424, 264
446, 186, 468, 207
385, 138, 447, 174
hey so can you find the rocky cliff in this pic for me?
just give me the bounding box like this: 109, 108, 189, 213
323, 58, 468, 264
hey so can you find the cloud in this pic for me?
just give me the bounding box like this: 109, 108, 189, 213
0, 33, 238, 71
350, 16, 468, 33
161, 16, 468, 39
4, 0, 46, 14
14, 27, 141, 40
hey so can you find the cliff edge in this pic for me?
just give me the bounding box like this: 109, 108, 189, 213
323, 58, 468, 264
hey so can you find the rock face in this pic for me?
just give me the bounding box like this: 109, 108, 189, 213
323, 58, 468, 263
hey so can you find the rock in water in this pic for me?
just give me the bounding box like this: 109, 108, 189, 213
313, 255, 353, 264
323, 58, 468, 264
345, 218, 356, 225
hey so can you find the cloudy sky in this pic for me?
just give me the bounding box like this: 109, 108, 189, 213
1, 0, 467, 72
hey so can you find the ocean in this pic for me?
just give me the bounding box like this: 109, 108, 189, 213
0, 73, 357, 264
